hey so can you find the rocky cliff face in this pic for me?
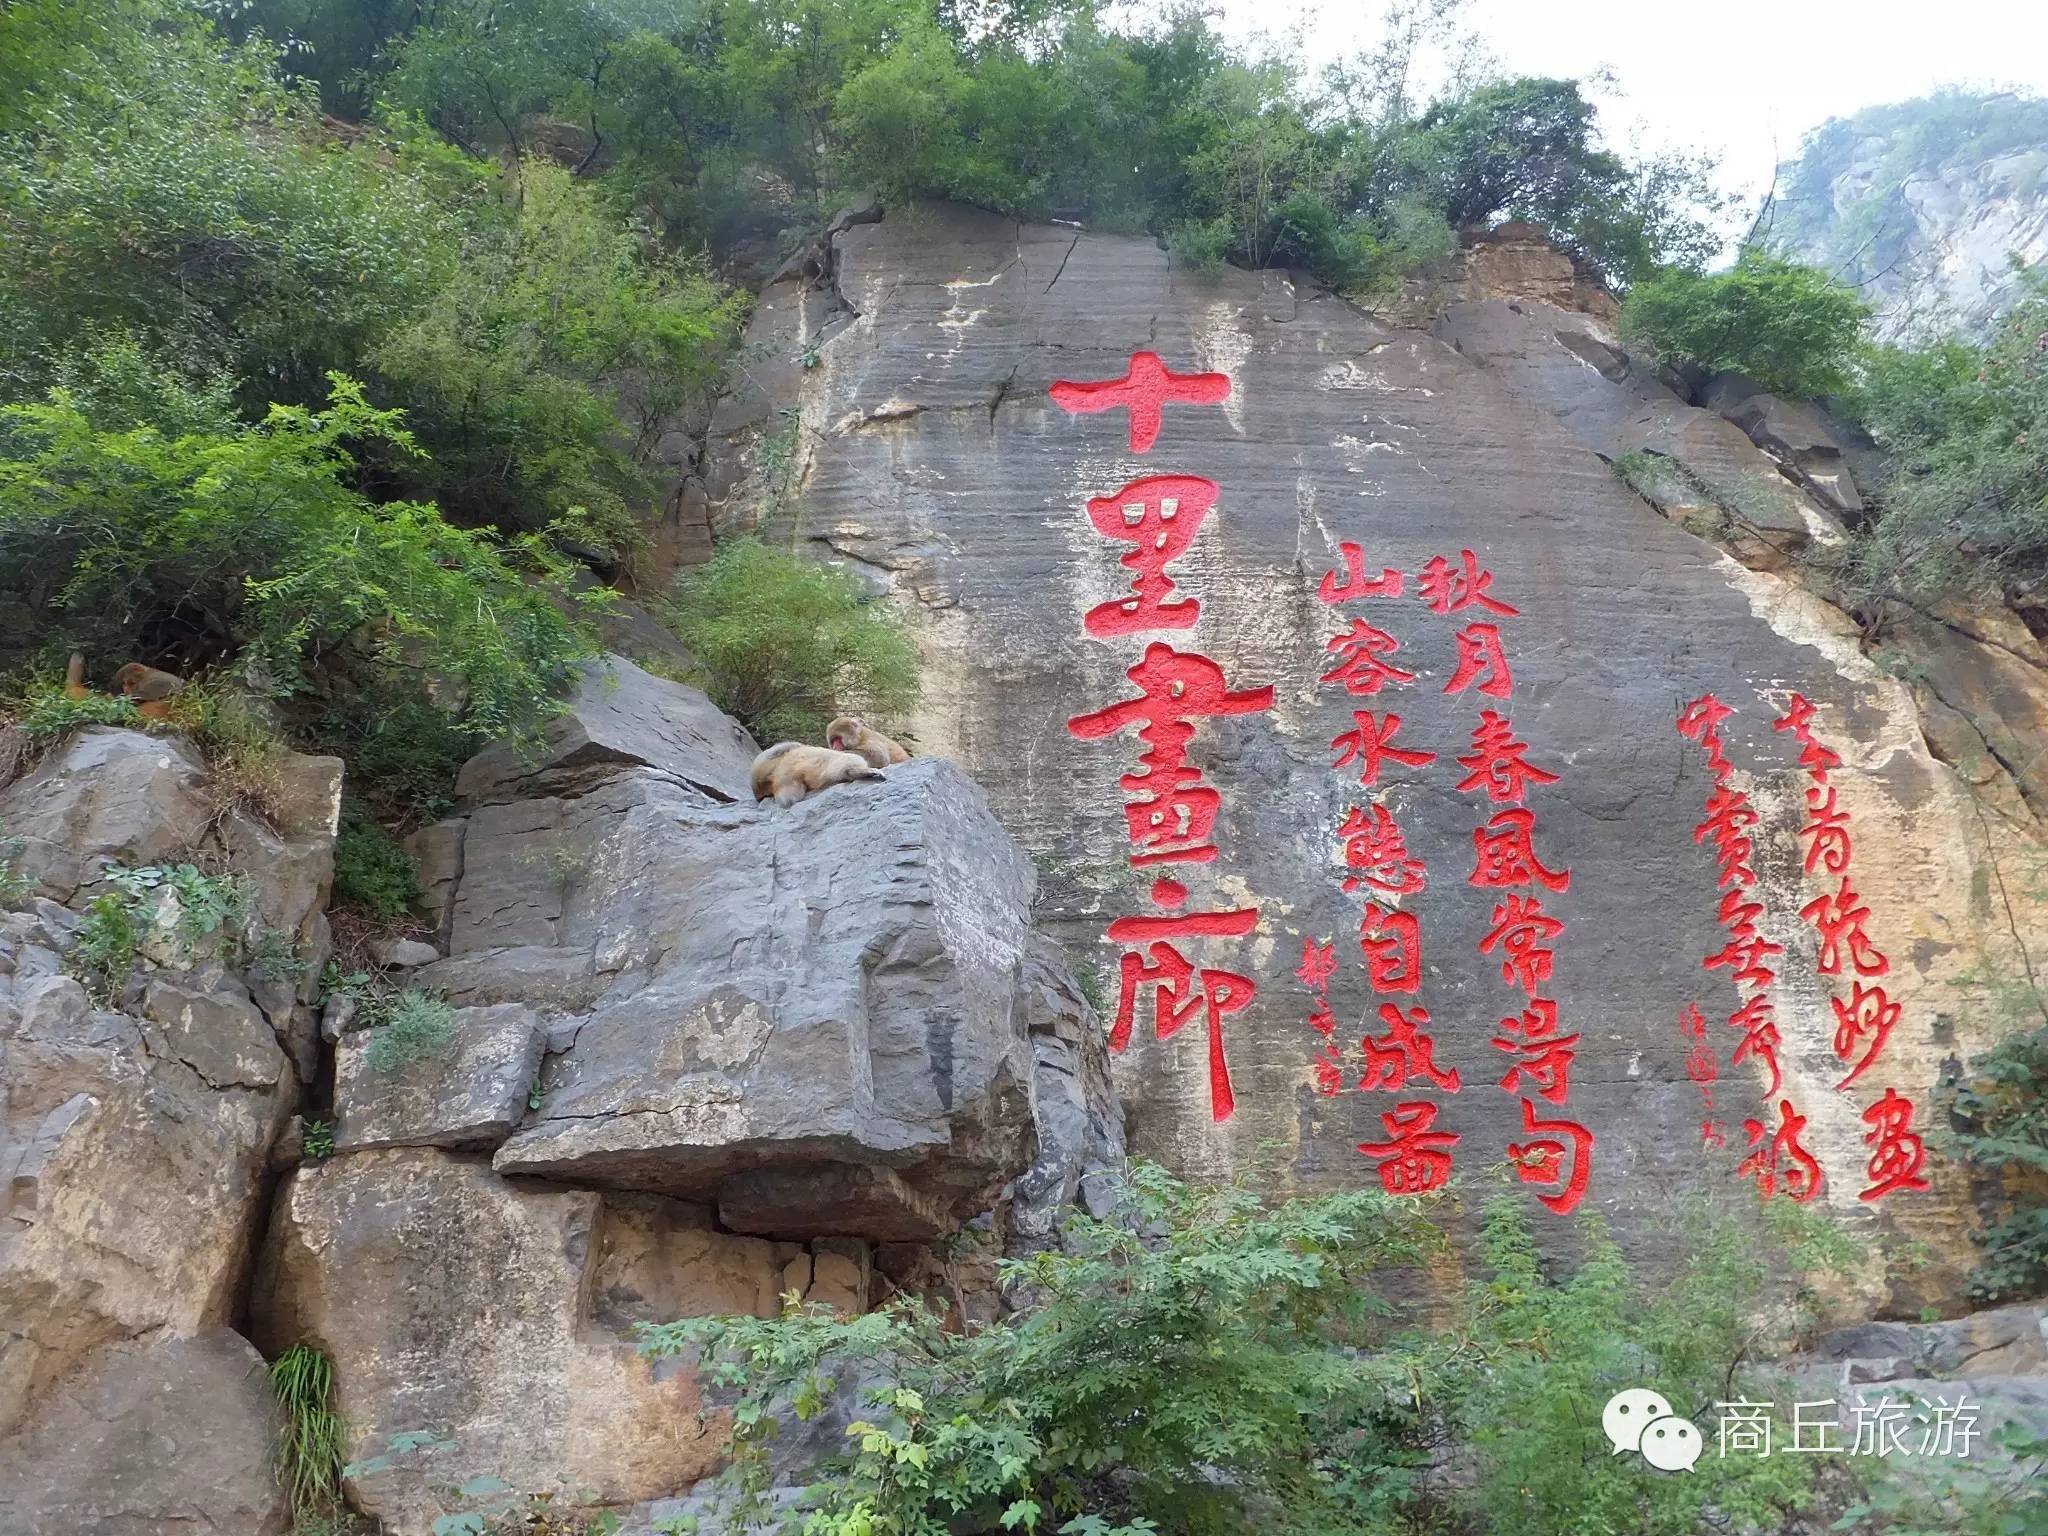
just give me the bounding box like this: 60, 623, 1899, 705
1774, 92, 2048, 339
704, 202, 2048, 1315
0, 664, 1120, 1534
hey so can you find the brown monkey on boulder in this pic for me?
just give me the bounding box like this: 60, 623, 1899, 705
751, 742, 884, 807
112, 661, 187, 721
825, 716, 910, 768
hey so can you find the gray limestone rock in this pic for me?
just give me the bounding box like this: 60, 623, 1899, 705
334, 1002, 546, 1151
0, 1329, 289, 1536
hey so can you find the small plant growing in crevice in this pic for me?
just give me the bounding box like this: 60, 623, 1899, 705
301, 1119, 336, 1162
0, 831, 32, 909
332, 803, 422, 920
360, 987, 457, 1072
65, 892, 138, 1003
270, 1343, 345, 1523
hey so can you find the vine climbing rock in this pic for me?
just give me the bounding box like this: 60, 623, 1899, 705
703, 199, 2048, 1312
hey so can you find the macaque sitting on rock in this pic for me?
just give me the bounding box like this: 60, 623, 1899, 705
825, 716, 910, 768
113, 660, 187, 721
750, 742, 885, 807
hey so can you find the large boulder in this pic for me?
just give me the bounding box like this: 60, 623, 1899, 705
254, 1149, 865, 1534
333, 1001, 546, 1153
417, 662, 1044, 1242
0, 1328, 289, 1536
0, 900, 293, 1436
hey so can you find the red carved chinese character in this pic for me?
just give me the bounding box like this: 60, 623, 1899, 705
1294, 937, 1338, 994
1454, 711, 1558, 804
1050, 350, 1230, 453
1798, 784, 1853, 876
1106, 933, 1254, 1121
1726, 994, 1784, 1097
1480, 894, 1564, 994
1738, 1098, 1824, 1203
1306, 1001, 1338, 1038
1508, 1097, 1593, 1214
1677, 693, 1736, 779
1696, 784, 1760, 889
1331, 710, 1436, 786
1493, 1005, 1579, 1104
1831, 980, 1902, 1088
1774, 693, 1842, 784
1800, 876, 1889, 978
1701, 1119, 1727, 1149
1081, 475, 1217, 636
1322, 620, 1418, 696
1312, 1041, 1345, 1095
1469, 806, 1570, 892
1685, 1041, 1719, 1102
1338, 804, 1428, 896
1357, 1100, 1459, 1195
1705, 894, 1782, 991
1417, 549, 1518, 616
1678, 1001, 1709, 1040
1319, 542, 1405, 603
1859, 1088, 1930, 1201
1359, 1002, 1462, 1093
1070, 643, 1274, 865
1444, 621, 1514, 699
1359, 903, 1421, 994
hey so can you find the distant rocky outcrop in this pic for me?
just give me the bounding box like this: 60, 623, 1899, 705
1773, 89, 2048, 339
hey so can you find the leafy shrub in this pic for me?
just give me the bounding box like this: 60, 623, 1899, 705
65, 893, 138, 1003
370, 162, 744, 557
6, 683, 142, 742
1945, 1018, 2048, 1302
0, 375, 595, 746
1621, 250, 1871, 397
333, 805, 423, 920
666, 538, 919, 744
0, 833, 30, 909
361, 986, 457, 1072
1838, 267, 2048, 609
644, 1164, 1840, 1536
271, 1343, 345, 1521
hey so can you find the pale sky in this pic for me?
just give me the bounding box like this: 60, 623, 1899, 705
1201, 0, 2048, 237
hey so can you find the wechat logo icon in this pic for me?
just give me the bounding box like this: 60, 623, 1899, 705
1603, 1387, 1703, 1472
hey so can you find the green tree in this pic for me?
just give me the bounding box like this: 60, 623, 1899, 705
371, 160, 744, 557
1841, 266, 2048, 608
0, 374, 594, 741
1621, 250, 1872, 396
665, 537, 919, 744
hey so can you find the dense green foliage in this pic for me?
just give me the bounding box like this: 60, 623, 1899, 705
333, 803, 424, 920
1945, 998, 2048, 1301
1622, 250, 1872, 396
1840, 267, 2048, 610
239, 0, 1722, 291
645, 1163, 1844, 1536
666, 538, 920, 743
0, 376, 595, 741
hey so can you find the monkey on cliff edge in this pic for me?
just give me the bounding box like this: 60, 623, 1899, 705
825, 716, 910, 768
750, 742, 884, 807
112, 660, 187, 721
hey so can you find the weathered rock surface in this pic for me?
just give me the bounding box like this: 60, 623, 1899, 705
334, 1001, 546, 1151
0, 1328, 290, 1536
703, 199, 2045, 1308
256, 1149, 881, 1533
459, 749, 1038, 1240
1009, 934, 1128, 1250
408, 660, 1053, 1241
0, 902, 293, 1437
